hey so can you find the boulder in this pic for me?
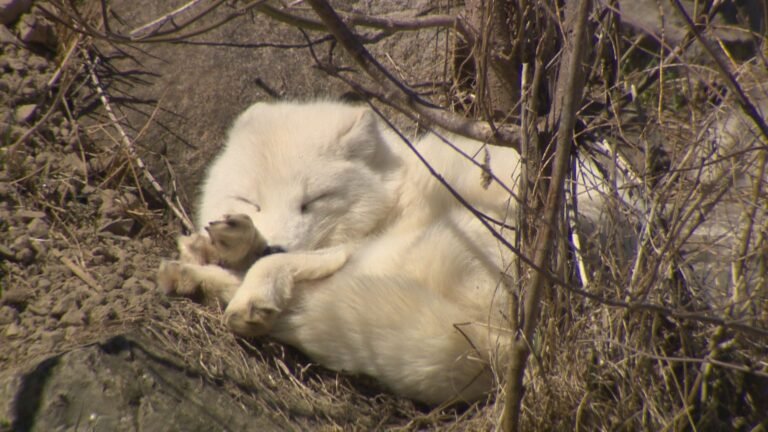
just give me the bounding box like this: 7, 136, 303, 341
0, 0, 31, 26
0, 332, 288, 432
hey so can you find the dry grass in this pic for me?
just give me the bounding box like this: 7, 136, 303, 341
140, 299, 500, 431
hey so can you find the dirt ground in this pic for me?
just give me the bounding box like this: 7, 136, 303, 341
0, 28, 163, 362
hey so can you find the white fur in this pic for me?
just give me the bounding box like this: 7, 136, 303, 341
190, 100, 521, 405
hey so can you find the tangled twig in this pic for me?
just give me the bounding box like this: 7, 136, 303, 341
83, 50, 195, 233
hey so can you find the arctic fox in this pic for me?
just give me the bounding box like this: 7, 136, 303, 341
159, 100, 522, 405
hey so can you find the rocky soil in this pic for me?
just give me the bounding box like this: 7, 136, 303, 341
0, 1, 155, 366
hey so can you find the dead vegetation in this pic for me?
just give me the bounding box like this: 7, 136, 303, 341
2, 0, 767, 430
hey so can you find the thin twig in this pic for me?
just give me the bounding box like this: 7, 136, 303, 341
595, 338, 768, 378
51, 249, 104, 291
129, 0, 208, 36
43, 0, 266, 44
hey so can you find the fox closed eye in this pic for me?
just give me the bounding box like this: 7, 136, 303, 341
300, 192, 334, 214
233, 196, 261, 212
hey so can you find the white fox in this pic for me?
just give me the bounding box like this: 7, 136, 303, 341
159, 100, 524, 405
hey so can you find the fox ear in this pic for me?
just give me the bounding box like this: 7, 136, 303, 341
334, 108, 385, 163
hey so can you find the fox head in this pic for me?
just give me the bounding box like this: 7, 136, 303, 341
197, 100, 399, 252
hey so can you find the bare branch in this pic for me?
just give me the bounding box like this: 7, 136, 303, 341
258, 3, 462, 33
669, 0, 768, 139
304, 0, 520, 149
128, 0, 209, 37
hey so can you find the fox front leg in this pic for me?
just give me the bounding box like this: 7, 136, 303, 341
157, 260, 243, 306
223, 245, 351, 337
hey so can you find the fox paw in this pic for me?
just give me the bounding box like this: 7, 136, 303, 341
224, 299, 279, 338
156, 260, 203, 298
178, 233, 219, 265
206, 214, 268, 271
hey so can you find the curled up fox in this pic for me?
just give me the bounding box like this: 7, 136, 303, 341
158, 100, 525, 405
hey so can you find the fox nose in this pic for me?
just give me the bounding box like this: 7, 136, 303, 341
263, 245, 285, 256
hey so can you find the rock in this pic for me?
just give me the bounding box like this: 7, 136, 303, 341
59, 309, 86, 326
97, 190, 140, 236
5, 56, 24, 71
90, 246, 119, 265
39, 329, 64, 347
24, 297, 52, 316
116, 261, 135, 279
0, 286, 32, 310
63, 326, 79, 340
26, 54, 48, 71
82, 293, 106, 310
60, 153, 87, 178
50, 292, 78, 317
0, 22, 20, 45
0, 244, 14, 261
4, 321, 23, 338
13, 247, 34, 265
0, 305, 18, 325
0, 0, 32, 25
101, 274, 124, 291
35, 277, 51, 291
0, 333, 289, 431
10, 235, 36, 264
20, 80, 36, 97
16, 12, 56, 48
123, 276, 155, 295
140, 278, 156, 292
98, 218, 135, 236
14, 103, 35, 123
